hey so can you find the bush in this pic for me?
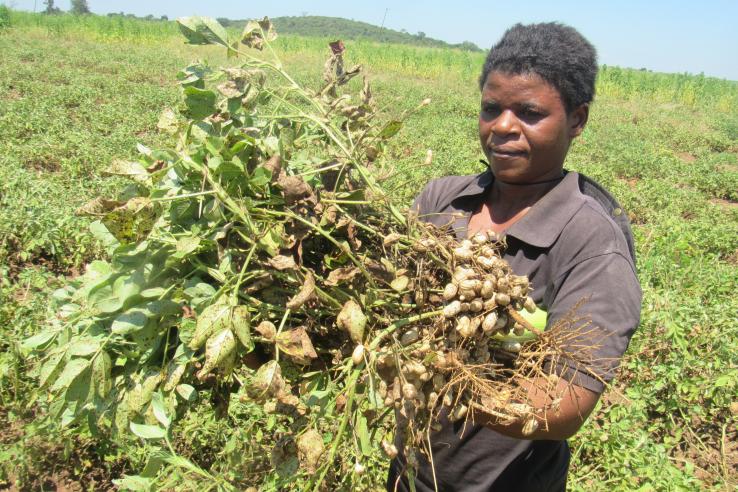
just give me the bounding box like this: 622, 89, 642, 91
0, 5, 11, 29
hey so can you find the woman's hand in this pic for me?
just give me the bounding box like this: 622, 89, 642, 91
473, 375, 600, 441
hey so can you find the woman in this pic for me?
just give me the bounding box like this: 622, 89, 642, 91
388, 23, 642, 491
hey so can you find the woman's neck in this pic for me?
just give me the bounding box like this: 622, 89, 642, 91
489, 176, 562, 215
468, 173, 564, 236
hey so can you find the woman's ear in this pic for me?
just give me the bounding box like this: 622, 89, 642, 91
569, 103, 589, 138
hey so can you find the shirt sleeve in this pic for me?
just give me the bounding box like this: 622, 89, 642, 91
411, 180, 437, 216
544, 252, 642, 393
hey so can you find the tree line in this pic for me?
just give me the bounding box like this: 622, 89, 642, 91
43, 0, 90, 15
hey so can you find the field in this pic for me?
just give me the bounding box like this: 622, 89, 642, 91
1, 10, 737, 491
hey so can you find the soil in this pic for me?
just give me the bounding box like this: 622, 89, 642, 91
709, 198, 738, 209
23, 157, 61, 173
0, 408, 128, 492
724, 249, 738, 266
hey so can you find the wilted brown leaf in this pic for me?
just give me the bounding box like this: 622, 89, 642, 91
329, 40, 345, 55
286, 271, 316, 310
275, 326, 318, 365
268, 254, 297, 271
325, 266, 360, 286
255, 320, 277, 340
75, 197, 125, 216
241, 17, 277, 50
383, 232, 402, 247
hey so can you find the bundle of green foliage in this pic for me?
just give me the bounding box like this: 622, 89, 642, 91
23, 17, 587, 490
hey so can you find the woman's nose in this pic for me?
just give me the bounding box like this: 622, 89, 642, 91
492, 109, 519, 137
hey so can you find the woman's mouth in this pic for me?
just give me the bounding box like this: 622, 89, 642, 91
490, 147, 528, 159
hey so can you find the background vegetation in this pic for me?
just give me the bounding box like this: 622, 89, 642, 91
1, 10, 737, 491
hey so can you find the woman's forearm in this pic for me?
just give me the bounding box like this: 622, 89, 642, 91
473, 376, 600, 441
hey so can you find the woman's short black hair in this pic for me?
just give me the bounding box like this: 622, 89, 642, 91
479, 23, 598, 112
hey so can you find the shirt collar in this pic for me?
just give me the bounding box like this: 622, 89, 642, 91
454, 167, 494, 199
454, 169, 586, 248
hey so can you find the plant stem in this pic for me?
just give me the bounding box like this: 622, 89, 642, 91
309, 363, 360, 492
308, 308, 443, 491
273, 308, 291, 362
150, 190, 218, 201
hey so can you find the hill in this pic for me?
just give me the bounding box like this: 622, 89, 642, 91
217, 15, 482, 52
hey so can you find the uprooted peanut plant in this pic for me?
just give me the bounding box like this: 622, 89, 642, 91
23, 17, 597, 490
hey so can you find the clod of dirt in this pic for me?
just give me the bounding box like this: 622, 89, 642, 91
296, 429, 325, 473
278, 174, 313, 205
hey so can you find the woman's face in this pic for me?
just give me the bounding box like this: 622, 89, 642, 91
478, 71, 588, 184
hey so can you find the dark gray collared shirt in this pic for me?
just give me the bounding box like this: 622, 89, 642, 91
388, 170, 642, 492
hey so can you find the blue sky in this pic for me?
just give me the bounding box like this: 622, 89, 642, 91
6, 0, 738, 80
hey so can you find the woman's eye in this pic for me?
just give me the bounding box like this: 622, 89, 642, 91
482, 104, 500, 116
521, 108, 542, 118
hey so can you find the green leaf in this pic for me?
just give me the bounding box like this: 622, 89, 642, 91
178, 318, 195, 350
156, 108, 179, 135
714, 372, 736, 388
176, 63, 209, 88
39, 351, 66, 388
183, 279, 216, 308
112, 271, 145, 304
379, 120, 402, 139
89, 221, 120, 253
89, 284, 123, 314
111, 310, 149, 335
141, 300, 182, 317
188, 303, 230, 350
150, 393, 171, 428
65, 366, 92, 402
130, 422, 167, 440
356, 412, 372, 456
258, 223, 283, 257
231, 305, 253, 352
177, 16, 229, 47
21, 331, 56, 351
278, 127, 295, 159
104, 159, 150, 184
140, 287, 167, 299
68, 338, 102, 357
112, 475, 155, 492
91, 352, 112, 398
50, 358, 91, 393
141, 450, 166, 478
183, 86, 217, 120
250, 166, 272, 187
86, 259, 113, 277
176, 384, 197, 402
174, 235, 201, 258
60, 405, 79, 428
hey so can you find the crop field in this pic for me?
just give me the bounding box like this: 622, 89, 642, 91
1, 10, 737, 491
